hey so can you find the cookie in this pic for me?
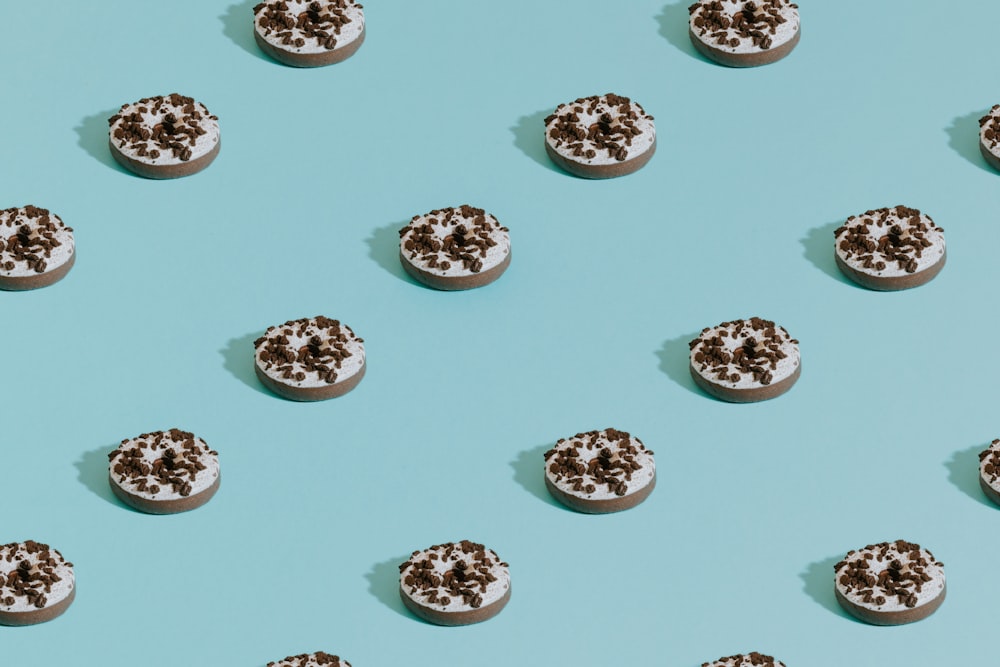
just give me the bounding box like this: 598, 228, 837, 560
834, 206, 946, 290
979, 105, 1000, 171
834, 540, 946, 625
978, 439, 1000, 506
108, 94, 220, 179
0, 541, 75, 626
108, 429, 220, 514
543, 428, 655, 513
254, 316, 365, 401
688, 0, 800, 67
398, 205, 511, 290
689, 317, 800, 402
0, 206, 75, 291
398, 540, 510, 626
544, 93, 656, 178
702, 653, 786, 667
268, 652, 351, 667
253, 1, 365, 67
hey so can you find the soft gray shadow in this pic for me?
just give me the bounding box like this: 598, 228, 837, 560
656, 331, 702, 395
75, 109, 129, 172
221, 330, 269, 395
655, 1, 708, 61
365, 554, 414, 619
511, 108, 560, 173
74, 444, 128, 508
946, 443, 994, 508
801, 220, 852, 285
510, 442, 562, 508
366, 220, 419, 284
947, 110, 994, 174
801, 554, 853, 620
221, 0, 269, 61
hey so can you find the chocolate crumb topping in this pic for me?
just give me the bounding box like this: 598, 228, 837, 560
703, 653, 784, 667
255, 316, 364, 386
0, 541, 73, 611
980, 104, 1000, 152
109, 429, 218, 498
544, 429, 653, 497
545, 93, 654, 163
689, 317, 798, 387
254, 0, 363, 51
835, 540, 944, 610
0, 206, 73, 276
399, 205, 509, 274
268, 652, 350, 667
834, 205, 944, 275
689, 0, 798, 51
400, 540, 509, 610
980, 439, 1000, 486
108, 94, 218, 163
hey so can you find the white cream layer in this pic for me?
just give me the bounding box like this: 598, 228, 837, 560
545, 95, 655, 167
254, 1, 364, 55
835, 209, 945, 279
690, 0, 799, 54
109, 431, 220, 502
0, 208, 74, 279
0, 544, 74, 614
981, 105, 1000, 160
399, 209, 510, 278
255, 319, 365, 389
400, 544, 510, 613
690, 320, 799, 390
835, 544, 945, 614
545, 430, 655, 502
109, 96, 220, 167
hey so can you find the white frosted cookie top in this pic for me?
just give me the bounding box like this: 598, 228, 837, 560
545, 94, 655, 166
689, 317, 799, 390
399, 541, 510, 613
703, 654, 786, 667
980, 104, 1000, 159
544, 428, 655, 502
835, 540, 945, 614
109, 94, 220, 166
834, 206, 945, 279
268, 652, 351, 667
399, 205, 510, 278
0, 541, 74, 614
689, 0, 799, 54
255, 316, 365, 389
980, 439, 1000, 494
109, 429, 220, 501
254, 0, 364, 54
0, 206, 74, 279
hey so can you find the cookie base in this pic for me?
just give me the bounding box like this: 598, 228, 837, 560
835, 250, 946, 291
545, 473, 655, 513
545, 138, 656, 179
979, 475, 1000, 506
109, 473, 220, 514
980, 141, 1000, 172
254, 25, 365, 67
399, 584, 510, 626
0, 586, 76, 626
835, 584, 945, 625
255, 359, 366, 401
689, 27, 800, 67
109, 138, 220, 179
0, 252, 75, 291
690, 362, 801, 403
400, 250, 511, 290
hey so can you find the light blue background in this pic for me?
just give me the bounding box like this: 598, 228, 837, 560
2, 1, 998, 665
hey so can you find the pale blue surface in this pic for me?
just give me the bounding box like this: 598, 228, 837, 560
2, 1, 999, 665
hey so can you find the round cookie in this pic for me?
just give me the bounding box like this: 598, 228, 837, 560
108, 94, 220, 179
268, 652, 351, 667
978, 439, 1000, 506
0, 206, 75, 291
253, 0, 365, 67
689, 317, 800, 402
398, 205, 511, 290
254, 316, 365, 401
0, 540, 75, 626
108, 429, 220, 514
979, 105, 1000, 171
703, 653, 786, 667
398, 540, 510, 626
834, 539, 946, 625
544, 93, 656, 178
688, 0, 800, 67
833, 205, 946, 290
543, 428, 655, 513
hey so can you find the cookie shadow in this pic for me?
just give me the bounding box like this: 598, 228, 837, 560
510, 442, 562, 508
801, 219, 852, 285
221, 330, 269, 395
365, 554, 413, 619
946, 443, 994, 508
655, 1, 707, 61
74, 444, 128, 508
510, 108, 560, 173
801, 554, 852, 620
221, 0, 269, 61
75, 109, 129, 172
366, 220, 419, 284
656, 331, 702, 395
946, 110, 994, 174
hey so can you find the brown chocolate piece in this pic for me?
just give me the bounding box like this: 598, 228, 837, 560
253, 1, 365, 67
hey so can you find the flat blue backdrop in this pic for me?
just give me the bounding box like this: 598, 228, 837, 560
2, 1, 998, 665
